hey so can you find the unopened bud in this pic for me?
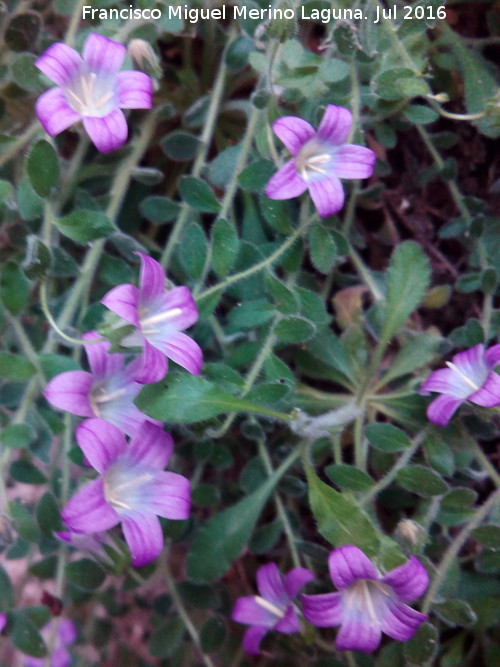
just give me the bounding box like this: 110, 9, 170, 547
128, 39, 161, 83
395, 519, 426, 553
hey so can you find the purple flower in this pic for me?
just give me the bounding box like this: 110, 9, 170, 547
25, 619, 77, 667
0, 613, 6, 632
302, 545, 428, 653
265, 105, 376, 218
44, 332, 161, 437
55, 530, 116, 567
420, 343, 500, 427
35, 33, 153, 153
62, 419, 190, 567
232, 562, 313, 655
101, 252, 202, 384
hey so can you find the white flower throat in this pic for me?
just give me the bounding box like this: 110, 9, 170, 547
66, 70, 115, 117
295, 139, 332, 181
445, 361, 480, 392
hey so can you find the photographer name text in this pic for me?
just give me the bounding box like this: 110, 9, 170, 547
83, 4, 446, 25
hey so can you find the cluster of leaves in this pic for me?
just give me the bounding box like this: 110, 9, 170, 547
0, 0, 499, 665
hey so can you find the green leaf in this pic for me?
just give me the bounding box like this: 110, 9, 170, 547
22, 236, 52, 280
10, 500, 40, 542
176, 582, 220, 609
365, 423, 412, 452
179, 176, 220, 212
160, 130, 201, 161
404, 622, 438, 664
381, 333, 441, 384
38, 353, 81, 379
10, 460, 46, 484
0, 352, 35, 381
309, 225, 337, 273
187, 462, 289, 581
434, 600, 477, 627
36, 492, 63, 536
11, 52, 43, 91
149, 618, 184, 658
66, 558, 106, 590
0, 564, 14, 610
27, 140, 59, 197
264, 273, 298, 315
397, 465, 449, 496
10, 611, 47, 658
238, 159, 275, 191
403, 104, 439, 125
375, 68, 429, 101
139, 196, 180, 224
54, 210, 114, 243
381, 241, 431, 343
473, 525, 500, 549
325, 464, 375, 491
135, 373, 284, 423
305, 465, 380, 557
275, 316, 316, 343
0, 261, 30, 315
200, 617, 226, 653
208, 145, 242, 188
1, 424, 35, 449
211, 217, 239, 277
179, 222, 207, 279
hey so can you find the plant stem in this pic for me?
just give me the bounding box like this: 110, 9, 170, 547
421, 489, 500, 614
258, 441, 301, 569
162, 553, 216, 667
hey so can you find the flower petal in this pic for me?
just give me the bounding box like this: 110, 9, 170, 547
128, 422, 173, 469
144, 286, 199, 330
121, 514, 164, 567
62, 478, 120, 532
265, 160, 308, 200
335, 608, 382, 653
452, 344, 487, 384
44, 371, 94, 417
76, 419, 126, 473
485, 344, 500, 368
274, 606, 301, 634
256, 563, 287, 607
35, 88, 81, 137
232, 597, 277, 628
301, 593, 343, 627
328, 545, 378, 590
242, 625, 269, 655
142, 472, 191, 519
98, 399, 160, 438
133, 339, 168, 384
83, 331, 123, 378
116, 71, 153, 109
308, 174, 345, 218
317, 105, 352, 145
83, 33, 126, 73
272, 116, 315, 155
333, 144, 376, 179
419, 367, 471, 399
381, 556, 429, 603
137, 252, 166, 302
378, 599, 427, 642
426, 394, 463, 427
150, 331, 203, 376
469, 370, 500, 408
83, 108, 128, 154
101, 284, 140, 326
283, 567, 314, 599
35, 43, 83, 86
58, 619, 78, 645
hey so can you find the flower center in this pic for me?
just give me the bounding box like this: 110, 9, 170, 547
103, 464, 154, 513
445, 361, 480, 392
254, 596, 285, 618
66, 71, 115, 117
344, 580, 391, 626
89, 385, 128, 417
295, 140, 332, 181
140, 308, 183, 335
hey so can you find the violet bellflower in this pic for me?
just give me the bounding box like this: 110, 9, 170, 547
232, 562, 314, 655
44, 331, 161, 437
101, 252, 202, 384
62, 420, 190, 567
35, 33, 153, 153
302, 545, 428, 653
265, 105, 376, 218
420, 343, 500, 427
25, 619, 77, 667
